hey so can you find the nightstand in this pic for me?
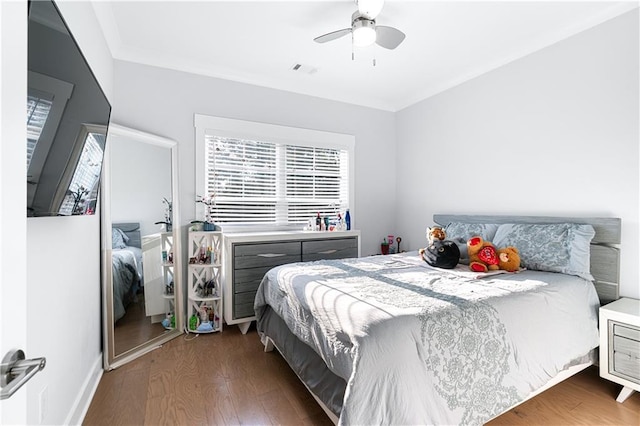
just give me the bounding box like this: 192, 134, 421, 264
599, 297, 640, 403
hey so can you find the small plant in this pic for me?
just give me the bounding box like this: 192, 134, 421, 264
196, 194, 216, 224
154, 197, 172, 230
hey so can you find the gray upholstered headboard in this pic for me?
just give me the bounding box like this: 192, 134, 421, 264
433, 214, 621, 305
112, 222, 142, 249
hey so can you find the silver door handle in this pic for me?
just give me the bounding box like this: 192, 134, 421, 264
1, 349, 46, 400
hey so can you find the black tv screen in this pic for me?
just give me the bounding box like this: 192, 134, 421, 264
27, 0, 111, 216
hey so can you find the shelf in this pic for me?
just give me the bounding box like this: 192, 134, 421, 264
187, 230, 223, 334
191, 295, 221, 302
191, 325, 221, 334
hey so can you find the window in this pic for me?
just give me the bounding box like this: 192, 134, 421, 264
195, 115, 355, 229
26, 93, 53, 170
26, 72, 74, 208
57, 129, 106, 215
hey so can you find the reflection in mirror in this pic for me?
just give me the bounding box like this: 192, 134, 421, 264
102, 124, 182, 369
27, 0, 111, 216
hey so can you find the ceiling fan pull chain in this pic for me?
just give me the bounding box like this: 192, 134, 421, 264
352, 38, 355, 61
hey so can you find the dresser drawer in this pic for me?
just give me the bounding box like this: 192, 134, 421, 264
613, 351, 640, 383
233, 290, 260, 320
234, 241, 301, 269
233, 266, 273, 293
302, 237, 358, 262
234, 302, 255, 320
609, 320, 640, 384
614, 323, 640, 342
614, 335, 640, 358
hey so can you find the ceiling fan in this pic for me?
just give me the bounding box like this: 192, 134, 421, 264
314, 0, 405, 50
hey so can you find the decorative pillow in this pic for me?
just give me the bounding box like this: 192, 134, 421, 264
443, 222, 499, 242
112, 228, 129, 250
492, 223, 595, 280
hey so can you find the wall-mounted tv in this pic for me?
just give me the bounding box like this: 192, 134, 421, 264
27, 0, 111, 217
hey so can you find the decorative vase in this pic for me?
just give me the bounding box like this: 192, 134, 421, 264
203, 222, 215, 231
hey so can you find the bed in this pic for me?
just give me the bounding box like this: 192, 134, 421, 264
111, 222, 144, 322
254, 214, 621, 425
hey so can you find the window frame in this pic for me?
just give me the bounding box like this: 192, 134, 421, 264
194, 114, 355, 232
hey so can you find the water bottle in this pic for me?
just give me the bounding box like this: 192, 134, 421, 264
345, 209, 351, 230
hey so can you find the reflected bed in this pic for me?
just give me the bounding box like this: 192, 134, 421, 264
112, 222, 143, 322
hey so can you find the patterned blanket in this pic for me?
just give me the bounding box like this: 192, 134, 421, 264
255, 252, 600, 425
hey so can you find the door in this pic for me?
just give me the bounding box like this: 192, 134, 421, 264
0, 1, 28, 423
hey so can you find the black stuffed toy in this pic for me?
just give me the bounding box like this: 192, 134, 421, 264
419, 240, 460, 269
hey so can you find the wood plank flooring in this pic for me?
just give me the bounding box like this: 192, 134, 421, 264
114, 290, 167, 355
85, 324, 640, 425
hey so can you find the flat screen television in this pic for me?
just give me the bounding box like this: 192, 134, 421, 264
27, 0, 111, 216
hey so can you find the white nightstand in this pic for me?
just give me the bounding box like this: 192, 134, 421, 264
599, 297, 640, 403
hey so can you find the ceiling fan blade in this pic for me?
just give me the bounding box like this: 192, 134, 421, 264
375, 25, 405, 49
314, 28, 352, 44
357, 0, 385, 19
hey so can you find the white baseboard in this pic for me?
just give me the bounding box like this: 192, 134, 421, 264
64, 354, 103, 425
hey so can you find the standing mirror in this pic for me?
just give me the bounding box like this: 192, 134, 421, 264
101, 124, 183, 370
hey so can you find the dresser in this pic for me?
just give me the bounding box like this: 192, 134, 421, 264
223, 230, 360, 333
599, 297, 640, 403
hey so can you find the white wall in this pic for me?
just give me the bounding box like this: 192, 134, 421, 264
25, 2, 114, 424
111, 61, 398, 257
110, 134, 173, 237
396, 10, 639, 299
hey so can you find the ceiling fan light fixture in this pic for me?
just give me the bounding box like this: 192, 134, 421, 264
352, 21, 376, 47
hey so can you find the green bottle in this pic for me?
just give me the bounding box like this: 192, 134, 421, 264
189, 314, 198, 331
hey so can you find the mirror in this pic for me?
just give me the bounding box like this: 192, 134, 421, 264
101, 124, 183, 369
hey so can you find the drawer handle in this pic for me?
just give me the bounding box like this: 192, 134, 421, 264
257, 253, 287, 258
318, 249, 337, 254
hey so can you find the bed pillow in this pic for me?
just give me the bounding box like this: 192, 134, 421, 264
492, 223, 595, 280
112, 228, 129, 249
443, 222, 499, 242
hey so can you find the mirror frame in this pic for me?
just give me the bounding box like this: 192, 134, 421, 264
100, 123, 183, 370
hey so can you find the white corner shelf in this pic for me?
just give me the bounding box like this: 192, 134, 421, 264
186, 230, 223, 333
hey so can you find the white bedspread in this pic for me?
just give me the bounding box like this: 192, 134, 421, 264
254, 251, 600, 425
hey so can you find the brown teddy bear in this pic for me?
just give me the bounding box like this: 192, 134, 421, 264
497, 246, 521, 272
467, 236, 499, 272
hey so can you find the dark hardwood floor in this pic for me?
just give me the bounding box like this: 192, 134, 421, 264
85, 324, 640, 425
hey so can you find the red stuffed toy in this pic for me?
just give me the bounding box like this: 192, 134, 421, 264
467, 236, 499, 272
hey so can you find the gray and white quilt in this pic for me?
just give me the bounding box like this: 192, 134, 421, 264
254, 251, 600, 425
112, 247, 142, 322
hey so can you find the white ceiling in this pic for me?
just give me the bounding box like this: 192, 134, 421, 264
92, 1, 638, 111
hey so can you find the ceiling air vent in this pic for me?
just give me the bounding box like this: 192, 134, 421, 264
290, 63, 318, 75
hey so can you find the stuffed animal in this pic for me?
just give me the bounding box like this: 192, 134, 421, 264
497, 246, 521, 272
419, 240, 460, 269
426, 226, 446, 244
467, 236, 500, 272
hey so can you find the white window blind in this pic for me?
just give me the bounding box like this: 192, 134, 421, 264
26, 94, 53, 169
204, 135, 350, 226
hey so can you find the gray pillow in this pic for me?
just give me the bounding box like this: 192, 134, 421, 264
112, 228, 129, 249
493, 223, 595, 280
443, 222, 499, 242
